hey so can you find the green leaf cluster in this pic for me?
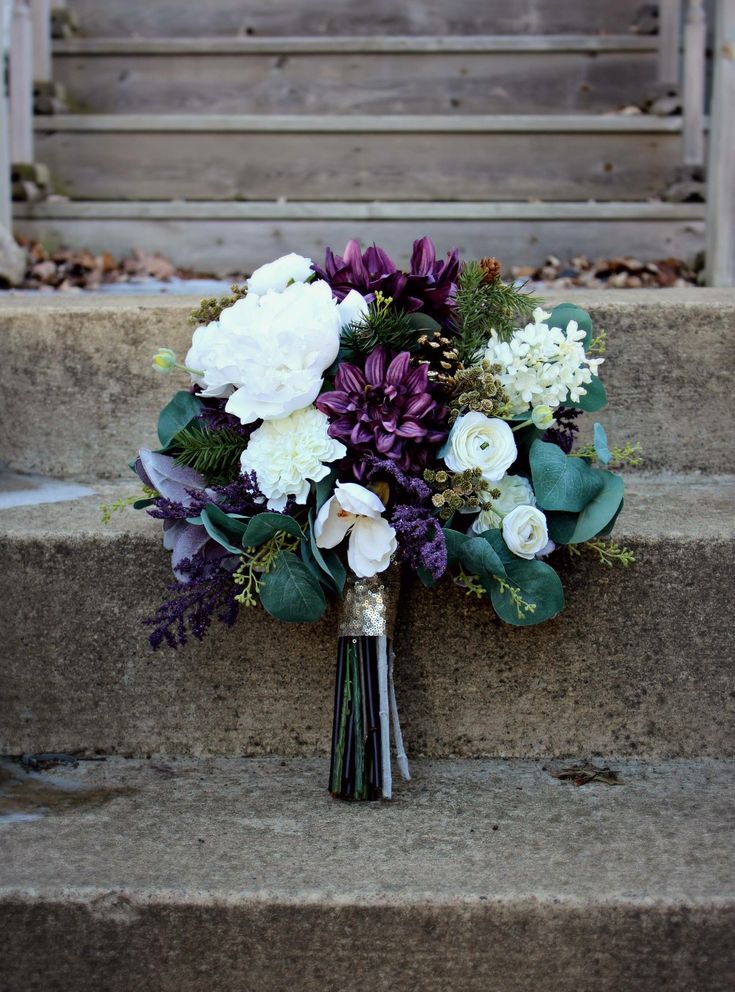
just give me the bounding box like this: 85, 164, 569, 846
442, 525, 565, 627
529, 439, 625, 546
157, 391, 203, 449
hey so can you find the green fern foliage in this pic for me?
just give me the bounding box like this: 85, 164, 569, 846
171, 424, 247, 484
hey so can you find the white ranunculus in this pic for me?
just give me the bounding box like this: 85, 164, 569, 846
186, 279, 341, 423
314, 481, 397, 578
471, 474, 535, 533
246, 252, 313, 295
240, 406, 346, 511
502, 505, 549, 560
442, 411, 517, 483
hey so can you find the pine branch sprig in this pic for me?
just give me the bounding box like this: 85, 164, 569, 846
340, 291, 418, 355
452, 260, 540, 364
171, 424, 248, 484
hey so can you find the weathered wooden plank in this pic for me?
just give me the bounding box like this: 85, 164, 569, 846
34, 128, 683, 201
682, 0, 707, 166
53, 50, 657, 115
65, 0, 647, 38
13, 200, 706, 221
658, 0, 683, 85
53, 36, 659, 55
33, 113, 685, 132
705, 0, 735, 286
12, 215, 705, 273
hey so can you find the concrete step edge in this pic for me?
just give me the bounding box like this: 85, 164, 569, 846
33, 113, 689, 133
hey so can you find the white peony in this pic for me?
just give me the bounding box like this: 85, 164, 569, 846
314, 481, 397, 578
240, 407, 346, 511
471, 474, 536, 533
186, 279, 350, 423
502, 505, 549, 560
484, 307, 604, 414
246, 252, 314, 294
442, 411, 517, 483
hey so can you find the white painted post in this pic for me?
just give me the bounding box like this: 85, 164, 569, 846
0, 0, 12, 230
658, 0, 683, 87
682, 0, 707, 166
30, 0, 51, 81
10, 0, 34, 164
705, 0, 735, 286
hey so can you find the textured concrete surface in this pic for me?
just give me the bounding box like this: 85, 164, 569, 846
1, 756, 733, 992
1, 289, 734, 478
1, 475, 733, 759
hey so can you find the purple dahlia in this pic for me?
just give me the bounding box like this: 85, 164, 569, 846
312, 236, 460, 324
316, 345, 448, 477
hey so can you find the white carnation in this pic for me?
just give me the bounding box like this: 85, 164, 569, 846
240, 407, 346, 512
502, 505, 549, 560
484, 307, 604, 414
471, 474, 535, 533
442, 411, 517, 483
247, 252, 313, 294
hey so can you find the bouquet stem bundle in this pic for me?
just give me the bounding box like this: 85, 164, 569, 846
329, 573, 409, 801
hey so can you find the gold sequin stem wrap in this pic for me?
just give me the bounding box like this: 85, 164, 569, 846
337, 567, 400, 638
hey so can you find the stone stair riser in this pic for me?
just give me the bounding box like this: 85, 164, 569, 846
12, 212, 706, 278
1, 295, 729, 480
65, 0, 647, 38
1, 524, 732, 758
35, 126, 682, 202
54, 50, 657, 115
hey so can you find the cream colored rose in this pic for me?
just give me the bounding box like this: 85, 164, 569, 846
442, 411, 517, 483
502, 505, 549, 560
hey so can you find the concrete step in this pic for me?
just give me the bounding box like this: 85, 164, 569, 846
1, 474, 733, 759
1, 290, 730, 480
34, 114, 687, 202
53, 36, 657, 115
13, 200, 706, 276
66, 0, 647, 38
1, 756, 733, 992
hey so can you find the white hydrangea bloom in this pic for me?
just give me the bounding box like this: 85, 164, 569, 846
186, 279, 366, 423
471, 474, 535, 533
240, 407, 346, 512
484, 307, 604, 414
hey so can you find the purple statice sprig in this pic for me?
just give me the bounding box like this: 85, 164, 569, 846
144, 553, 240, 650
391, 504, 448, 581
362, 454, 433, 503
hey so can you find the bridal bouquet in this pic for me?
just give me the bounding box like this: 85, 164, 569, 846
130, 238, 633, 801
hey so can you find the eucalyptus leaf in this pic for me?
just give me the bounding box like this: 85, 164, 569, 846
132, 498, 155, 510
315, 470, 337, 514
242, 511, 303, 548
200, 505, 249, 555
530, 439, 605, 512
476, 527, 516, 566
443, 527, 470, 564
458, 536, 508, 581
546, 471, 624, 544
593, 422, 612, 464
546, 303, 594, 349
406, 312, 442, 335
573, 375, 607, 413
157, 391, 203, 448
305, 510, 346, 596
259, 551, 327, 623
488, 559, 565, 627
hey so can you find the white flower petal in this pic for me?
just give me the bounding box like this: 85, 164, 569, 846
246, 252, 313, 295
347, 517, 397, 578
334, 481, 386, 518
502, 505, 549, 560
337, 289, 370, 329
314, 497, 354, 549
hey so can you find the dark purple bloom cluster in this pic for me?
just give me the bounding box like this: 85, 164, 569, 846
144, 553, 240, 650
543, 407, 581, 454
316, 346, 448, 476
362, 454, 433, 503
313, 236, 460, 324
390, 504, 448, 581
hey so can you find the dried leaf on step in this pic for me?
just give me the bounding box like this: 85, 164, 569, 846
549, 761, 624, 787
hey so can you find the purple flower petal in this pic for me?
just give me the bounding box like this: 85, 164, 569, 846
364, 345, 388, 386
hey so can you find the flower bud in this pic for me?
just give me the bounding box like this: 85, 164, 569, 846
531, 405, 555, 430
152, 347, 177, 372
